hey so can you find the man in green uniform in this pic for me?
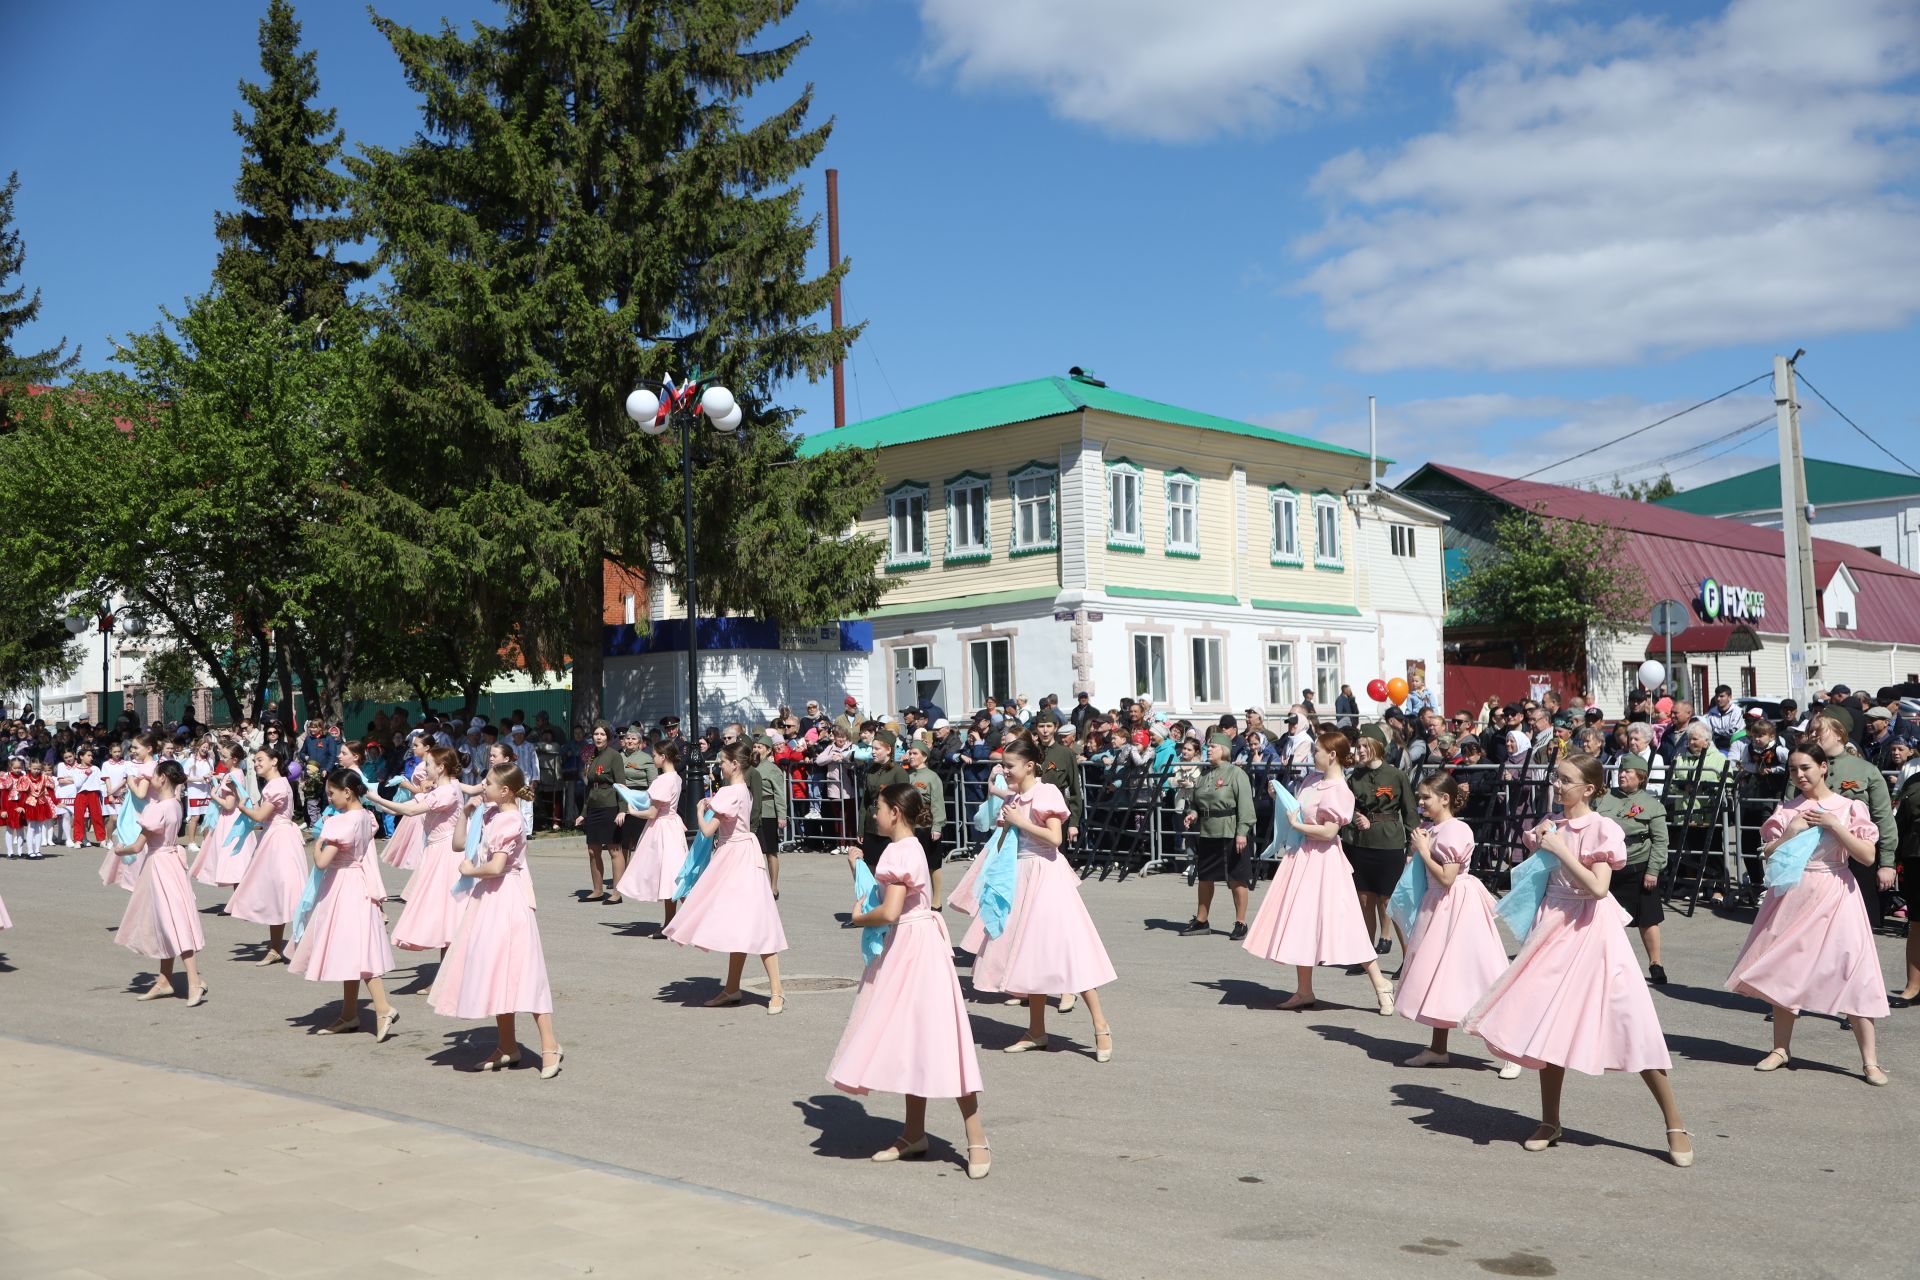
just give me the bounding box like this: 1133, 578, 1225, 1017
903, 740, 949, 909
1815, 707, 1897, 928
1033, 714, 1084, 847
1596, 753, 1670, 985
1342, 724, 1416, 956
1179, 733, 1256, 939
751, 735, 785, 899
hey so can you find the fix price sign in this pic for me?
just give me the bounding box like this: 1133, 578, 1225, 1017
1700, 577, 1765, 621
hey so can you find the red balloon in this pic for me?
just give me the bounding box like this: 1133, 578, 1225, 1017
1366, 678, 1389, 702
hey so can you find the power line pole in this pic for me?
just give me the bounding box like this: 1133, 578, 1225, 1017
1773, 352, 1818, 705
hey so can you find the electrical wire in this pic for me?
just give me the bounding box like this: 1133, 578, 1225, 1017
1487, 372, 1771, 490
1563, 414, 1774, 489
1793, 370, 1920, 478
841, 287, 902, 413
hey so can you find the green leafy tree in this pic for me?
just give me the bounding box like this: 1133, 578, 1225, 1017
213, 0, 369, 326
1451, 507, 1652, 669
354, 0, 887, 726
1603, 473, 1678, 503
0, 170, 82, 429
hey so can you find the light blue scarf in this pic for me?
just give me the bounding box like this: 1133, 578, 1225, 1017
672, 831, 716, 902
1387, 852, 1429, 939
1495, 848, 1560, 944
851, 860, 891, 964
289, 865, 324, 943
1763, 827, 1824, 891
114, 789, 147, 860
1259, 780, 1305, 860
975, 825, 1019, 940
613, 782, 654, 817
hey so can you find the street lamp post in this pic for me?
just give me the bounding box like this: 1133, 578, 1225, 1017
625, 375, 741, 813
65, 607, 146, 728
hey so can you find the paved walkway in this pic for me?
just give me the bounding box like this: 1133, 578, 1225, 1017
0, 1037, 1039, 1280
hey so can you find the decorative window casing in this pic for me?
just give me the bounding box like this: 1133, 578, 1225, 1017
886, 482, 929, 570
1132, 633, 1168, 703
1107, 458, 1144, 551
1269, 485, 1302, 566
1312, 494, 1344, 570
1009, 462, 1058, 556
969, 636, 1013, 706
1165, 470, 1200, 557
1264, 641, 1295, 709
944, 472, 991, 564
893, 643, 933, 673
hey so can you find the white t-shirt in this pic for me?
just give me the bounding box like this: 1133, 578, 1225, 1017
184, 757, 213, 801
73, 765, 105, 795
100, 760, 131, 799
55, 764, 83, 801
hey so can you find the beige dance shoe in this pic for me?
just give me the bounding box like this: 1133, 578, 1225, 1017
966, 1142, 992, 1180
1003, 1034, 1049, 1054
1666, 1128, 1694, 1168
871, 1137, 928, 1163
539, 1047, 564, 1080
1522, 1124, 1562, 1152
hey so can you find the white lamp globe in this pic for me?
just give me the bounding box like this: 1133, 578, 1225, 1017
1637, 660, 1664, 692
64, 614, 91, 635
712, 404, 744, 434
700, 386, 736, 421
624, 387, 660, 427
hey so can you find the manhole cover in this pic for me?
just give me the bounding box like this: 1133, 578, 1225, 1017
742, 974, 858, 994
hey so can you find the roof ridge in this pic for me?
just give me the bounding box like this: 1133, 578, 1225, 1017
1047, 375, 1090, 413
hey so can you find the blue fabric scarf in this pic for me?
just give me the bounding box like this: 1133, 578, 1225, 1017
1495, 847, 1560, 944
851, 860, 891, 964
1387, 851, 1429, 939
672, 831, 716, 902
114, 789, 147, 860
1259, 780, 1305, 860
1763, 826, 1824, 891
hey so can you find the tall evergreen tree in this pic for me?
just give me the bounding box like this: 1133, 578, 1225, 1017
213, 0, 368, 324
356, 0, 886, 725
0, 170, 81, 421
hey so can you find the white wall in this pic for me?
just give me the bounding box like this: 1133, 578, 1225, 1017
1740, 497, 1920, 570
605, 650, 869, 730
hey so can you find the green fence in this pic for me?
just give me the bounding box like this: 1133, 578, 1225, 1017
340, 688, 573, 739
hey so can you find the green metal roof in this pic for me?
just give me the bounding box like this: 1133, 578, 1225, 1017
1656, 458, 1920, 515
795, 375, 1376, 462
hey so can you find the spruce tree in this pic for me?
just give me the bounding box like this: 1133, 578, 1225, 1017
0, 170, 81, 407
357, 0, 885, 725
213, 0, 368, 324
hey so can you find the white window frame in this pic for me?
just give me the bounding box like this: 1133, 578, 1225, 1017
1164, 469, 1200, 558
1107, 457, 1144, 551
1269, 485, 1302, 566
1131, 632, 1168, 703
1312, 494, 1343, 570
1312, 642, 1342, 706
1264, 641, 1295, 709
1009, 462, 1058, 556
1191, 635, 1225, 707
968, 636, 1013, 706
944, 471, 992, 564
1389, 523, 1417, 558
893, 643, 932, 673
885, 481, 929, 570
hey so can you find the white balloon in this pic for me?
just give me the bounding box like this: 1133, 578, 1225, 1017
1637, 660, 1664, 692
700, 386, 736, 420
624, 388, 660, 426
712, 404, 744, 433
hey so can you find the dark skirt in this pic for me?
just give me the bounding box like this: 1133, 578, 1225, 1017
1193, 834, 1252, 884
1609, 863, 1665, 929
1342, 841, 1406, 897
581, 805, 619, 846
756, 817, 780, 859
618, 808, 644, 851
912, 825, 946, 872
860, 831, 889, 871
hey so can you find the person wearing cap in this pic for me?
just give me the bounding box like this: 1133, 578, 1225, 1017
574, 721, 628, 902
1276, 710, 1314, 769
750, 735, 786, 899
1597, 754, 1671, 984
1810, 708, 1896, 928
834, 697, 861, 741
902, 740, 948, 908
1334, 684, 1358, 731
1342, 724, 1417, 956
857, 733, 911, 872
1864, 706, 1898, 769
1069, 690, 1098, 736
1179, 733, 1255, 938
614, 725, 656, 894
1032, 716, 1083, 846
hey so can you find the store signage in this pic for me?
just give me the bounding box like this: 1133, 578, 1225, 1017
1700, 577, 1766, 621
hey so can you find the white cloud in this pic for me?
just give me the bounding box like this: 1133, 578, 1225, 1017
1298, 0, 1920, 370
915, 0, 1528, 141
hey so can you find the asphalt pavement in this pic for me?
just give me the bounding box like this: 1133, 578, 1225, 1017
0, 835, 1912, 1280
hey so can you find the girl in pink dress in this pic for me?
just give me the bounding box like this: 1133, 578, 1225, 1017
432, 764, 562, 1078
379, 734, 432, 872
1460, 754, 1692, 1165
226, 746, 309, 965
1397, 773, 1517, 1075
374, 747, 466, 987
191, 743, 257, 889
100, 735, 158, 890
1726, 744, 1890, 1085
963, 737, 1116, 1060
112, 761, 208, 1007
830, 784, 990, 1179
664, 741, 788, 1013
1241, 732, 1394, 1014
614, 741, 687, 925
291, 768, 400, 1041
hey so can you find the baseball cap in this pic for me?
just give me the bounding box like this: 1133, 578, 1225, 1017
844, 695, 857, 708
1503, 702, 1525, 716
1583, 705, 1603, 719
1866, 707, 1892, 721
932, 718, 950, 730
1745, 707, 1764, 719
1831, 684, 1851, 696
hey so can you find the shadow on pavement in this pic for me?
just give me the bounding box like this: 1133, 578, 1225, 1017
598, 918, 666, 940
655, 976, 728, 1005
794, 1094, 958, 1163
426, 1026, 518, 1070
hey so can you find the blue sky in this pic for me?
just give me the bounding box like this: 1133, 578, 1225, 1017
4, 0, 1917, 488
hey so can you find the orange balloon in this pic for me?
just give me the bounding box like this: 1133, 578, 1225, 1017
1386, 677, 1410, 705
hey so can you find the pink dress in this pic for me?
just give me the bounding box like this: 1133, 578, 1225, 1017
1396, 818, 1509, 1029
381, 811, 425, 871
290, 810, 394, 983
226, 777, 307, 927
1725, 794, 1889, 1019
1461, 812, 1672, 1075
99, 760, 156, 890
114, 799, 205, 960
190, 777, 256, 887
390, 784, 465, 951
1241, 773, 1375, 967
829, 837, 985, 1099
663, 782, 788, 955
0, 891, 10, 930
430, 808, 552, 1018
963, 783, 1117, 995
615, 772, 687, 901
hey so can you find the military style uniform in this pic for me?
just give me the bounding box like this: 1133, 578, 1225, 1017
1597, 785, 1669, 928
751, 754, 784, 860
1828, 750, 1895, 927
1187, 760, 1256, 884
906, 762, 948, 871
859, 756, 910, 869
1039, 741, 1084, 835
1340, 759, 1416, 898
619, 746, 655, 851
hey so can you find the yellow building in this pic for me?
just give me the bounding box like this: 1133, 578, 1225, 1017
798, 369, 1450, 720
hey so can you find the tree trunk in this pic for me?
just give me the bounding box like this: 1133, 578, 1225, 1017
248, 627, 273, 723
272, 632, 297, 732
132, 586, 247, 726
462, 675, 483, 717
570, 566, 604, 729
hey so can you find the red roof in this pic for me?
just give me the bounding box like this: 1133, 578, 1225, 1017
1426, 464, 1920, 646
